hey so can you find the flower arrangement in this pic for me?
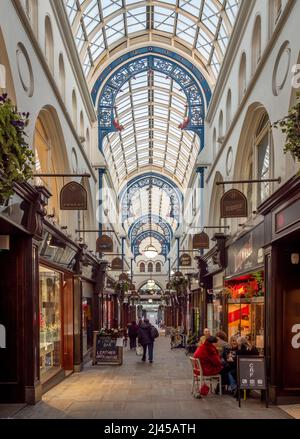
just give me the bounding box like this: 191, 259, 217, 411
0, 94, 34, 203
99, 328, 123, 337
273, 91, 300, 162
170, 272, 189, 298
114, 279, 130, 303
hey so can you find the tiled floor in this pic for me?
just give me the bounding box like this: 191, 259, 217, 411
279, 405, 300, 419
3, 334, 292, 419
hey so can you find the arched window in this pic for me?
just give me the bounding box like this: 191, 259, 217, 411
256, 114, 272, 204
252, 16, 262, 74
269, 0, 282, 35
58, 54, 65, 101
80, 111, 84, 138
212, 128, 217, 159
140, 262, 145, 273
86, 128, 90, 156
148, 262, 153, 273
218, 110, 224, 140
155, 262, 161, 273
45, 16, 54, 74
25, 0, 38, 36
72, 90, 77, 131
226, 89, 232, 130
239, 53, 247, 104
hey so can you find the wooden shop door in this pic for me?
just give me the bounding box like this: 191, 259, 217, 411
62, 274, 74, 371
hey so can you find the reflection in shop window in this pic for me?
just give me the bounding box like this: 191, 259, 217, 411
39, 266, 62, 380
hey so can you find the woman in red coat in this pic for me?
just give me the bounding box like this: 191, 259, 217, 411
194, 336, 223, 376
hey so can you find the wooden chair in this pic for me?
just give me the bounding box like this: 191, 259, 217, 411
189, 356, 222, 396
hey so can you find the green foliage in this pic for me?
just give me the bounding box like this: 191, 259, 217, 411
170, 275, 188, 297
0, 94, 34, 203
114, 280, 130, 302
273, 92, 300, 161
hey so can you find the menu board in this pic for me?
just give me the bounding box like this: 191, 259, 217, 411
237, 356, 268, 407
92, 332, 123, 365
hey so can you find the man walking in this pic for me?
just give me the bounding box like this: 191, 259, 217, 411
137, 319, 159, 363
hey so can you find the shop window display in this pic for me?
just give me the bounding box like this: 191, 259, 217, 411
82, 298, 93, 354
39, 266, 62, 379
225, 271, 265, 353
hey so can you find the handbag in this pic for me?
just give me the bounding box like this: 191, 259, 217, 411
136, 344, 143, 356
200, 383, 210, 396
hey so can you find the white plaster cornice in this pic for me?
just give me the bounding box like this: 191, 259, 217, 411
11, 0, 97, 182
206, 0, 297, 183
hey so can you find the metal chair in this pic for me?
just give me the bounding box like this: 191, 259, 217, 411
189, 356, 222, 396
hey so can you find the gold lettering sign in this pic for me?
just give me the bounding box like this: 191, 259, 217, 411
193, 232, 209, 249
179, 253, 192, 266
96, 235, 113, 253
220, 189, 247, 218
111, 257, 123, 271
60, 182, 87, 210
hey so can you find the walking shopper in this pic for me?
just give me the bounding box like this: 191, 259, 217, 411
128, 320, 138, 350
137, 318, 159, 363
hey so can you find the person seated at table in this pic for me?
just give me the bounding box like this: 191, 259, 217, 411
221, 336, 239, 394
199, 328, 211, 345
194, 336, 223, 377
237, 336, 259, 356
215, 330, 229, 355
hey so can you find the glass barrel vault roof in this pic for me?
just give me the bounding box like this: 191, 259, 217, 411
65, 0, 240, 80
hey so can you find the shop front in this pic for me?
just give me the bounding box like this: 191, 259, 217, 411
0, 182, 50, 403
38, 221, 80, 391
202, 233, 227, 335
258, 175, 300, 404
225, 222, 265, 352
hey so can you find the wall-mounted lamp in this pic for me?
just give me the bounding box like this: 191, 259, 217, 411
0, 235, 10, 251
291, 253, 299, 265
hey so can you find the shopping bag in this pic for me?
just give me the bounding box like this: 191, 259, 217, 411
136, 344, 143, 356
199, 383, 210, 396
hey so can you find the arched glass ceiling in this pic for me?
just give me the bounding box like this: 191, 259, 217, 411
103, 70, 200, 188
125, 185, 177, 229
65, 0, 240, 80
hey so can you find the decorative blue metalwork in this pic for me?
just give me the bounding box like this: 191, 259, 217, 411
93, 48, 211, 149
120, 172, 182, 224
128, 214, 173, 245
132, 230, 169, 260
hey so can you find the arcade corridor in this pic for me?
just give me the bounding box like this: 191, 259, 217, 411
1, 335, 291, 420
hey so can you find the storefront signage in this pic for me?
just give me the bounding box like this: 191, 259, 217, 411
275, 197, 300, 232
96, 235, 113, 253
0, 324, 6, 348
111, 257, 123, 270
291, 324, 300, 349
226, 222, 264, 277
237, 356, 267, 406
60, 182, 87, 210
92, 333, 123, 365
179, 253, 192, 266
220, 189, 247, 218
193, 232, 209, 249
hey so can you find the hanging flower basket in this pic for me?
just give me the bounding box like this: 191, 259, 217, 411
0, 94, 34, 204
273, 92, 300, 162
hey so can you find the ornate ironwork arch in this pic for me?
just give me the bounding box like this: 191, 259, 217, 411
128, 214, 173, 244
120, 172, 182, 224
93, 47, 211, 149
132, 230, 169, 260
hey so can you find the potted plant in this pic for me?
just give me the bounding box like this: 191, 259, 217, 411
273, 91, 300, 162
0, 94, 34, 204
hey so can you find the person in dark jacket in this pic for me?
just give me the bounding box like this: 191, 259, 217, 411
128, 321, 138, 350
137, 319, 158, 363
